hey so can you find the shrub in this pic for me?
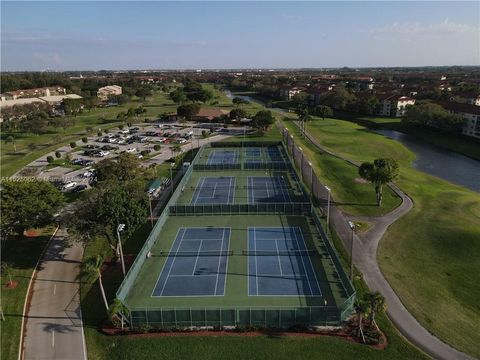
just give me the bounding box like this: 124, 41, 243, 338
70, 142, 76, 148
127, 122, 132, 127
97, 132, 102, 137
55, 151, 61, 158
140, 150, 149, 156
153, 144, 161, 151
82, 137, 88, 143
46, 156, 54, 164
118, 124, 124, 130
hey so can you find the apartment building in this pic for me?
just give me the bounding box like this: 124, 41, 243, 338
439, 101, 480, 139
97, 85, 122, 100
377, 94, 415, 117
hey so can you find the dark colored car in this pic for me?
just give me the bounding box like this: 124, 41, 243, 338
101, 145, 118, 151
71, 184, 87, 193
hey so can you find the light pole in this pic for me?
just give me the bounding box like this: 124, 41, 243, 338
170, 162, 174, 194
116, 223, 126, 277
348, 221, 355, 280
148, 195, 154, 228
325, 186, 331, 236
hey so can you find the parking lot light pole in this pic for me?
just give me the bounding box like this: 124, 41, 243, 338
170, 162, 174, 194
325, 186, 331, 236
116, 224, 126, 277
348, 221, 355, 280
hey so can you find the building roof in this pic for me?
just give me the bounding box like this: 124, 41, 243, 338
0, 94, 82, 108
437, 101, 480, 116
193, 108, 229, 120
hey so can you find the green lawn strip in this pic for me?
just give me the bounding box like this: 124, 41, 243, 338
280, 119, 402, 216
335, 113, 480, 161
291, 116, 480, 357
0, 226, 56, 360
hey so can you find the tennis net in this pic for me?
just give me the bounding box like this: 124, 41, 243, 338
242, 249, 317, 256
151, 250, 234, 257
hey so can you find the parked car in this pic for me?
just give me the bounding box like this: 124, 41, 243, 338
146, 131, 157, 136
177, 138, 187, 144
71, 184, 88, 193
101, 145, 118, 151
126, 148, 137, 153
98, 151, 110, 157
84, 144, 100, 149
62, 181, 77, 190
83, 170, 95, 178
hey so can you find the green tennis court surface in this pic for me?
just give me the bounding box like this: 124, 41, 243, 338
117, 141, 355, 328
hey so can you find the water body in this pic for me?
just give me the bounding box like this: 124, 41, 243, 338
373, 129, 480, 192
225, 90, 480, 192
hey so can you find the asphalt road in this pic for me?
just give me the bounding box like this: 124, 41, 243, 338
22, 228, 86, 360
289, 121, 474, 360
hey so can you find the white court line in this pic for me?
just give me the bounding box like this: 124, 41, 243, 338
222, 228, 231, 296
51, 330, 54, 348
214, 228, 226, 295
53, 284, 56, 296
191, 239, 204, 275
274, 239, 283, 276
254, 227, 259, 296
292, 227, 314, 296
191, 177, 206, 204
158, 228, 186, 296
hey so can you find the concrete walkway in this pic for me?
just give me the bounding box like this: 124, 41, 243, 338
22, 228, 87, 360
290, 121, 473, 360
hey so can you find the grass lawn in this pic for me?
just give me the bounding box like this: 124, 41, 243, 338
286, 116, 480, 357
280, 119, 402, 217
0, 226, 56, 360
335, 113, 480, 161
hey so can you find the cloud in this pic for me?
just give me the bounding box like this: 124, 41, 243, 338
365, 19, 479, 35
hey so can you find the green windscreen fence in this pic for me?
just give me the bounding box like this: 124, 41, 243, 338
169, 202, 312, 215
130, 306, 341, 329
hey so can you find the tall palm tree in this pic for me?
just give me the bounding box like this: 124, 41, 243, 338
82, 255, 109, 312
354, 299, 370, 342
366, 291, 386, 325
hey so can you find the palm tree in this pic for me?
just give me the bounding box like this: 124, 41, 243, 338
366, 291, 386, 326
358, 158, 399, 206
354, 299, 370, 343
171, 144, 182, 160
82, 255, 109, 312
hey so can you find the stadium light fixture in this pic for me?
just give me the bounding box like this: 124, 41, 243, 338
325, 186, 331, 235
116, 223, 126, 277
348, 221, 355, 279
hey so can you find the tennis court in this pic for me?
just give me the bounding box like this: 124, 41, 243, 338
248, 176, 292, 203
152, 227, 231, 297
247, 227, 321, 296
207, 150, 239, 165
191, 177, 235, 204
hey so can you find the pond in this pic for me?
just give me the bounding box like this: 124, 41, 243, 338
374, 129, 480, 192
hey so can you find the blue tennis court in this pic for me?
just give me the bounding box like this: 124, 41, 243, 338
191, 177, 235, 204
245, 147, 262, 157
152, 227, 231, 297
247, 227, 321, 296
207, 150, 238, 165
266, 147, 286, 162
247, 176, 292, 204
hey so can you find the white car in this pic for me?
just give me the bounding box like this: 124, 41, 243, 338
98, 151, 110, 157
137, 154, 144, 159
119, 129, 130, 134
62, 181, 77, 190
126, 148, 137, 153
177, 138, 187, 144
83, 170, 94, 178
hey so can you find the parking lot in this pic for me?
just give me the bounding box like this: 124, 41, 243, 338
17, 122, 246, 193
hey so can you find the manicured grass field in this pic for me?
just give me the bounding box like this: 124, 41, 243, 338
0, 227, 56, 360
339, 114, 480, 161
281, 120, 402, 217
287, 116, 480, 357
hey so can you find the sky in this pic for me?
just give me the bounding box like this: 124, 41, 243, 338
1, 1, 479, 71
